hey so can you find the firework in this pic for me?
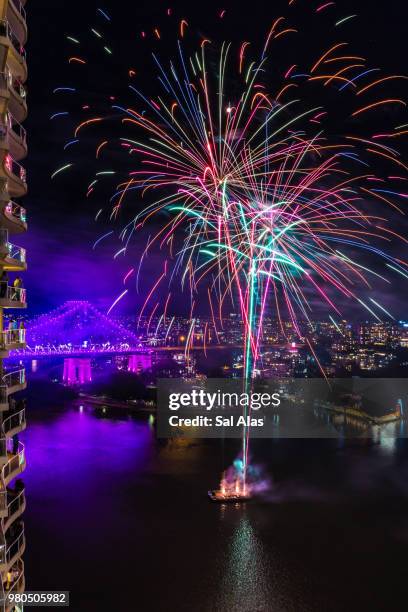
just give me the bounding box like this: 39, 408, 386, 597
53, 3, 408, 487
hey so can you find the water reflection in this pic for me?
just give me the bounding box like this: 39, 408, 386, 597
128, 353, 152, 373
218, 511, 271, 611
17, 397, 408, 611
63, 358, 92, 385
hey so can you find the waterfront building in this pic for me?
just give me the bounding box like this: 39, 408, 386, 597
0, 0, 27, 608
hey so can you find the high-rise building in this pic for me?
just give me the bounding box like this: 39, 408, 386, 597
0, 1, 27, 609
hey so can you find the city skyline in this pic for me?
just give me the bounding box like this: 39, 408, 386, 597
4, 299, 408, 379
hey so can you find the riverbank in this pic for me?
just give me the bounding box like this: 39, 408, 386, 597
76, 392, 156, 412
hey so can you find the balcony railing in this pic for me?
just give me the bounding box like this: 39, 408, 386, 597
7, 487, 25, 518
2, 408, 26, 436
0, 70, 27, 102
0, 453, 23, 518
0, 370, 26, 403
0, 330, 26, 351
4, 154, 26, 184
0, 21, 26, 63
0, 229, 27, 265
0, 283, 26, 304
1, 442, 25, 485
9, 118, 26, 145
7, 243, 26, 264
2, 370, 26, 390
4, 201, 27, 225
3, 113, 27, 146
9, 0, 26, 22
3, 488, 25, 535
0, 526, 25, 566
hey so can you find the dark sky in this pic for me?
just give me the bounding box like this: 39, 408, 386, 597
22, 0, 408, 317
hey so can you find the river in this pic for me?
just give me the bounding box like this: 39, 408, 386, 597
18, 393, 408, 611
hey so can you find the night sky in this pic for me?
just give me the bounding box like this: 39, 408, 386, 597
22, 0, 408, 317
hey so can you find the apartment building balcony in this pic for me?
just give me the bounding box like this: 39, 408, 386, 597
0, 283, 26, 308
6, 0, 27, 47
2, 486, 25, 533
1, 242, 26, 271
0, 370, 27, 410
0, 329, 26, 358
0, 442, 26, 520
0, 115, 27, 161
0, 71, 27, 123
0, 153, 26, 197
0, 20, 27, 81
0, 444, 25, 521
0, 229, 26, 271
2, 407, 26, 439
3, 559, 25, 611
0, 200, 26, 234
0, 523, 25, 573
1, 369, 26, 396
7, 115, 26, 160
0, 442, 25, 487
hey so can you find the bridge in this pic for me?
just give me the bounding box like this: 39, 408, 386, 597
12, 300, 149, 358
10, 300, 301, 358
16, 344, 148, 358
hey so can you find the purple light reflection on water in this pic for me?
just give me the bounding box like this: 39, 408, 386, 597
20, 406, 153, 494
19, 405, 155, 608
63, 359, 92, 385
128, 353, 152, 373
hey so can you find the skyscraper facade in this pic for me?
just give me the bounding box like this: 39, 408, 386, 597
0, 1, 27, 609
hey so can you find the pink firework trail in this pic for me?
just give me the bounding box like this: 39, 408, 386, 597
55, 4, 408, 493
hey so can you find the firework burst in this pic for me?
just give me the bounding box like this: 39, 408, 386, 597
54, 3, 407, 481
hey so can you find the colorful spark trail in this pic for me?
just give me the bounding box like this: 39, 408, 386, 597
53, 3, 408, 491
